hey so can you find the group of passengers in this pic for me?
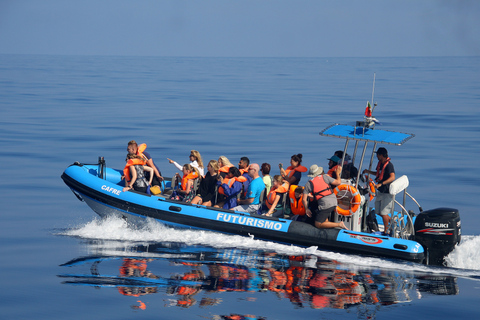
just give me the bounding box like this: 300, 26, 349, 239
121, 140, 373, 230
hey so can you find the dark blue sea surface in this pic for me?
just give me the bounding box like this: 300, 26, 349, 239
1, 55, 479, 319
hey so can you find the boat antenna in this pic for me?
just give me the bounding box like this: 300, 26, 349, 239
371, 73, 377, 113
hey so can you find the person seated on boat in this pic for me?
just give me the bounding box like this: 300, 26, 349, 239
190, 160, 219, 206
213, 155, 233, 205
214, 166, 246, 210
326, 155, 341, 179
334, 150, 358, 180
238, 156, 253, 200
261, 163, 272, 195
303, 164, 347, 229
217, 155, 234, 179
362, 147, 395, 232
264, 175, 290, 217
122, 153, 154, 193
280, 154, 308, 185
127, 140, 164, 187
167, 150, 205, 176
170, 164, 199, 202
288, 185, 311, 223
231, 163, 266, 214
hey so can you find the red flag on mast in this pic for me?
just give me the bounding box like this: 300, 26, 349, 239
365, 102, 372, 117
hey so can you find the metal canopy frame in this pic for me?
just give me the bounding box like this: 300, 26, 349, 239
320, 123, 416, 233
319, 124, 415, 184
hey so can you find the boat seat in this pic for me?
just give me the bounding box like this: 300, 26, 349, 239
389, 175, 409, 195
260, 190, 289, 217
192, 177, 200, 193
387, 175, 415, 239
280, 192, 291, 218
160, 177, 176, 197
213, 184, 219, 205
259, 187, 267, 203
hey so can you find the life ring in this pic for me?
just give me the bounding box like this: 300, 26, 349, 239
367, 177, 376, 201
333, 184, 362, 216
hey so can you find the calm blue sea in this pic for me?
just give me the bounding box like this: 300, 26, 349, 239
1, 55, 480, 319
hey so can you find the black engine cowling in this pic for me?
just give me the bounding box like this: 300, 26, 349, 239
414, 208, 461, 265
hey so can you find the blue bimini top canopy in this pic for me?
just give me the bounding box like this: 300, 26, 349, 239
320, 124, 415, 146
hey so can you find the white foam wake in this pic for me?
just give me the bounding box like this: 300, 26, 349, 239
445, 235, 480, 270
61, 216, 480, 277
61, 216, 314, 256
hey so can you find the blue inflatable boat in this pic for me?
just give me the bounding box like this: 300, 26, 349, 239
61, 122, 461, 265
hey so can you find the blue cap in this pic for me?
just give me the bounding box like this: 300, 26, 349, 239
327, 155, 340, 163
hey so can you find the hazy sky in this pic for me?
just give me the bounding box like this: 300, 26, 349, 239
1, 0, 479, 57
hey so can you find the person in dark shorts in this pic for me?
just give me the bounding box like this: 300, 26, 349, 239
303, 164, 347, 229
363, 147, 395, 231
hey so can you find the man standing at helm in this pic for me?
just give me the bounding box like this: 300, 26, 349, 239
363, 147, 395, 232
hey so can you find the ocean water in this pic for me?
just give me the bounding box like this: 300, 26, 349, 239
1, 55, 480, 319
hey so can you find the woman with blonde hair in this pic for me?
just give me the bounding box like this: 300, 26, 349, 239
191, 160, 219, 206
168, 150, 204, 176
217, 156, 233, 178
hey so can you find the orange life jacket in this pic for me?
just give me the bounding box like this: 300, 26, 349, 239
309, 175, 333, 201
288, 185, 306, 216
327, 164, 340, 178
266, 182, 289, 209
218, 164, 233, 173
218, 175, 247, 195
123, 158, 147, 182
136, 143, 148, 161
375, 157, 391, 182
284, 165, 308, 183
181, 172, 198, 191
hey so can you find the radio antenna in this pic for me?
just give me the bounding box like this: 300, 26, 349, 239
371, 73, 377, 113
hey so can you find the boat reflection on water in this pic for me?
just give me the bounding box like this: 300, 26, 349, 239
58, 241, 458, 311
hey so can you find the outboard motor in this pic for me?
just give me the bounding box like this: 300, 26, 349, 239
414, 208, 461, 265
